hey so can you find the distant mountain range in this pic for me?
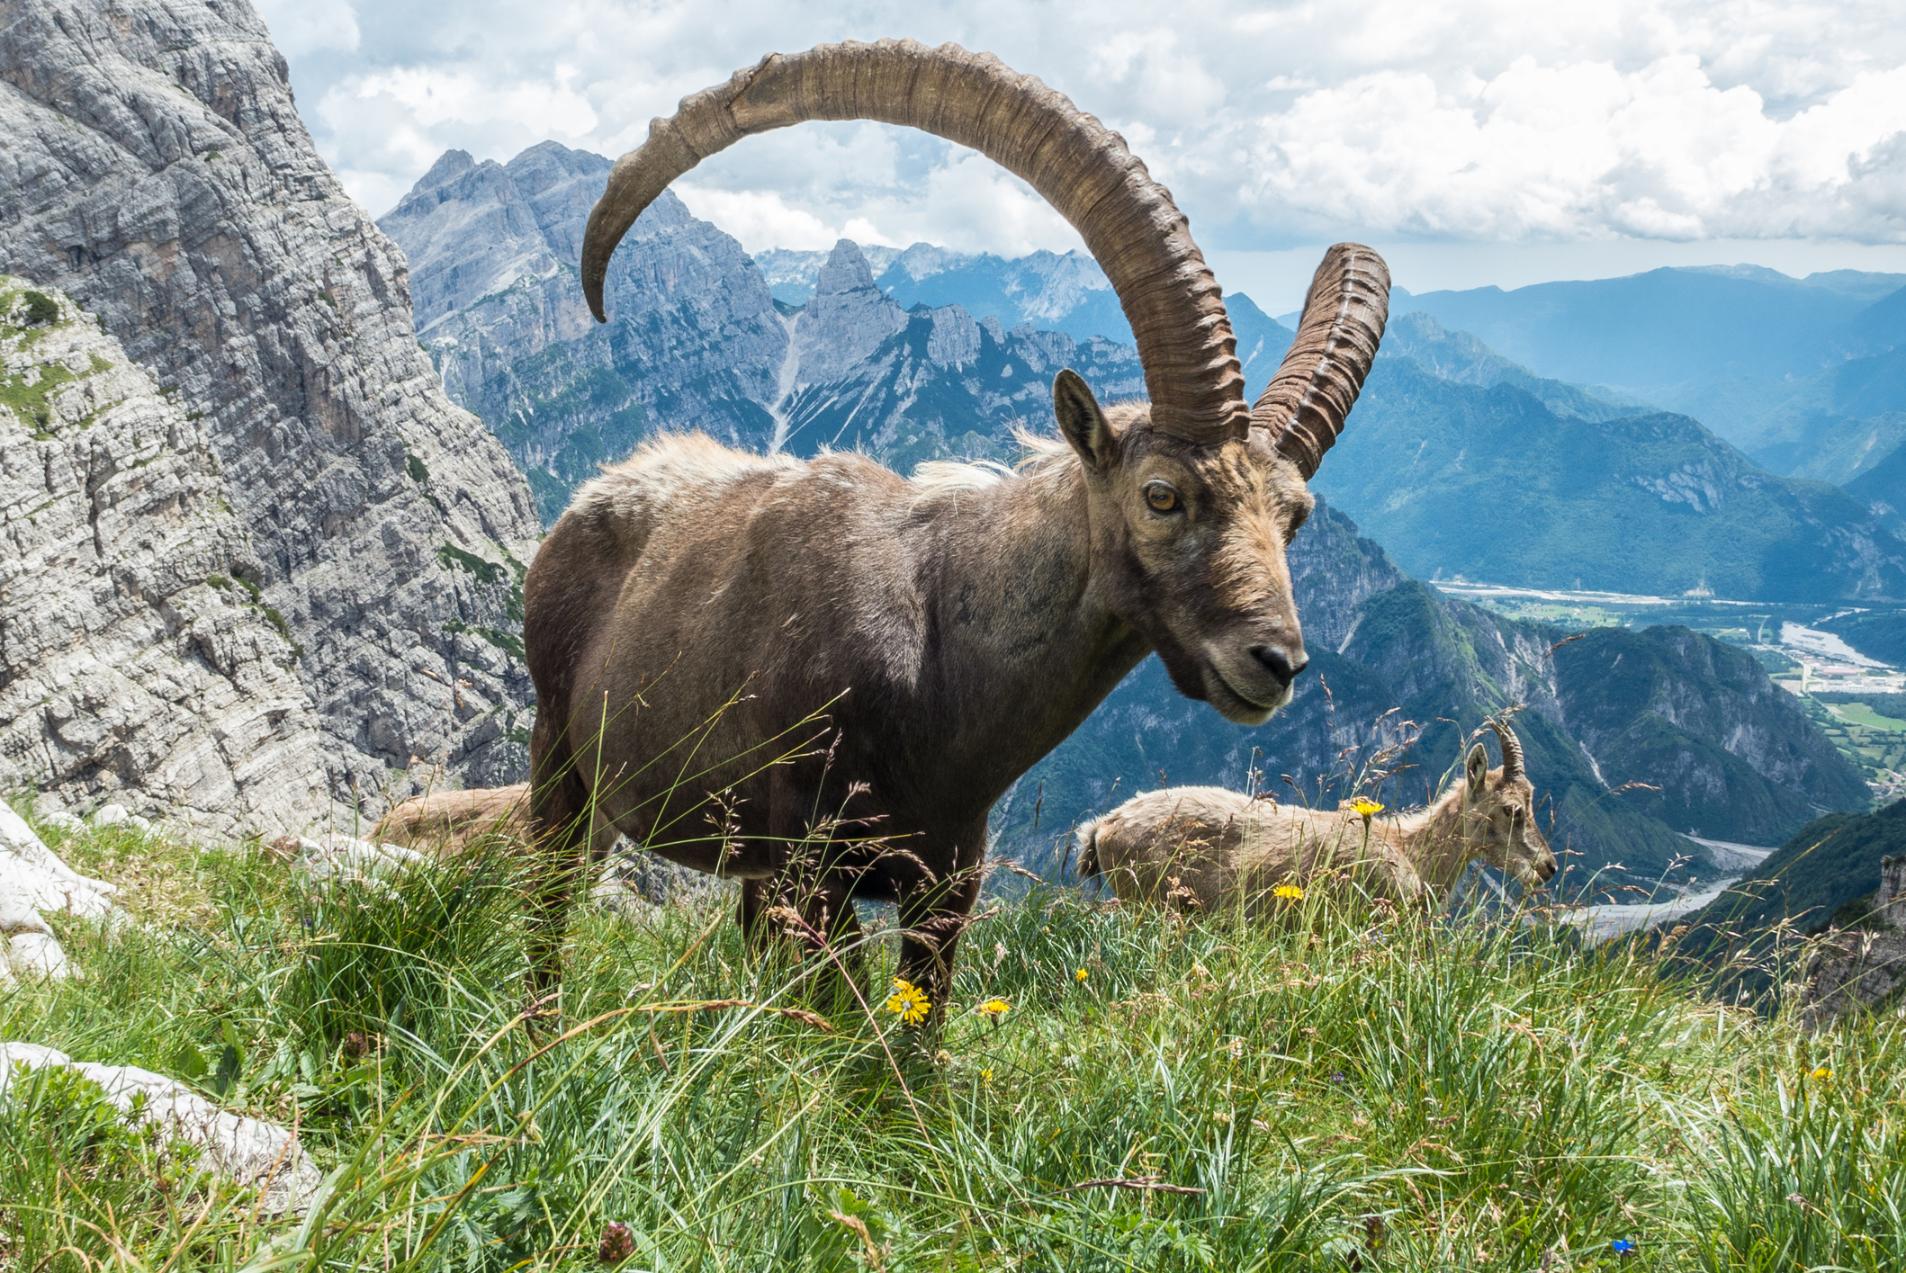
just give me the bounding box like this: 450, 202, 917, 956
1388, 266, 1906, 486
379, 142, 1879, 886
1318, 329, 1906, 602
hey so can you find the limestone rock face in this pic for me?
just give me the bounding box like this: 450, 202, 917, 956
0, 283, 330, 833
0, 0, 541, 809
0, 1042, 322, 1213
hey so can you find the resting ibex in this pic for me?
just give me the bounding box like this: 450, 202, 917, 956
1077, 720, 1558, 913
525, 40, 1390, 1016
373, 784, 529, 855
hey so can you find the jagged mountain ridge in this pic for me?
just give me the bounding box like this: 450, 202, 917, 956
381, 143, 786, 521
758, 243, 1130, 344
727, 233, 1906, 604
0, 0, 542, 819
385, 147, 1871, 882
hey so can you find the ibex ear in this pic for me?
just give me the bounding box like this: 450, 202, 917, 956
1465, 743, 1490, 798
1054, 370, 1115, 472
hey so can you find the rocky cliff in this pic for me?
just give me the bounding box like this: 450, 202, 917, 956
0, 0, 541, 817
0, 282, 328, 832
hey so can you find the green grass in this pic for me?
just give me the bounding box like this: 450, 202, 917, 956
1829, 702, 1906, 733
3, 815, 1903, 1271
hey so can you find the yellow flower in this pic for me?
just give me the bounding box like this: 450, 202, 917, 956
1348, 797, 1384, 819
1273, 883, 1306, 901
980, 1067, 994, 1084
1074, 967, 1089, 983
977, 998, 1010, 1017
1809, 1066, 1832, 1082
884, 977, 931, 1027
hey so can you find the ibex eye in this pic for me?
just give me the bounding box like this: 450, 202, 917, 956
1143, 482, 1180, 514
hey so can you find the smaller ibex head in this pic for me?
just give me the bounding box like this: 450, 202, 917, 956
1459, 718, 1558, 888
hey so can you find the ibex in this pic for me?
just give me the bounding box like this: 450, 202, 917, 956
373, 784, 529, 855
524, 40, 1390, 1017
1077, 720, 1558, 914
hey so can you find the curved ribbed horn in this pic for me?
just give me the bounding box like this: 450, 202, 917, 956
1489, 717, 1526, 782
582, 39, 1248, 443
1252, 243, 1390, 478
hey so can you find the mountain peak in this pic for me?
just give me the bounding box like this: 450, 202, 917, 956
815, 239, 876, 295
418, 149, 476, 190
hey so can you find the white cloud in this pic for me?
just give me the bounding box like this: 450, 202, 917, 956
267, 0, 1906, 250
254, 0, 359, 59
1236, 55, 1906, 244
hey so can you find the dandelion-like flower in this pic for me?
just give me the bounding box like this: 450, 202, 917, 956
1348, 797, 1384, 819
980, 1067, 994, 1084
1809, 1065, 1832, 1082
977, 998, 1010, 1017
1074, 967, 1089, 983
885, 977, 931, 1026
1273, 883, 1305, 901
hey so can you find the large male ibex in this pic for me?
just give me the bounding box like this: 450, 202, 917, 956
525, 40, 1390, 1016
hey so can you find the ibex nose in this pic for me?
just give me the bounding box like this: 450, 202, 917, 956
1250, 644, 1308, 690
1537, 859, 1558, 884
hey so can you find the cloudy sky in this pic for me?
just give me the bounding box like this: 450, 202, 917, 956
261, 0, 1906, 308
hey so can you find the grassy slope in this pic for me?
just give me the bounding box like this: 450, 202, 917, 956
3, 817, 1903, 1271
1680, 800, 1906, 942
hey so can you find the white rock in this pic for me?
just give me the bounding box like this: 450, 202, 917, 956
1, 2, 540, 826
293, 834, 428, 885
0, 804, 115, 919
92, 803, 152, 834
39, 810, 88, 838
0, 1043, 323, 1213
0, 804, 115, 984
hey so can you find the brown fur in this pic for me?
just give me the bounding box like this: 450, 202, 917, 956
523, 374, 1329, 1015
1078, 737, 1559, 915
373, 784, 531, 854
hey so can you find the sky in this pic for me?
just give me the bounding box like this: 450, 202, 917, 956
260, 0, 1906, 310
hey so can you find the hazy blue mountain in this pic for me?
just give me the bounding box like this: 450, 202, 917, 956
386, 146, 1875, 884
1392, 265, 1906, 468
1547, 626, 1872, 842
1847, 440, 1906, 533
1315, 354, 1906, 602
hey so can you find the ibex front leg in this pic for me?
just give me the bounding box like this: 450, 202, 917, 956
891, 821, 986, 1025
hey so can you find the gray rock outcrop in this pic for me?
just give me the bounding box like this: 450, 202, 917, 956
0, 0, 541, 816
1800, 853, 1906, 1026
0, 1042, 322, 1213
0, 283, 330, 832
0, 803, 114, 986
